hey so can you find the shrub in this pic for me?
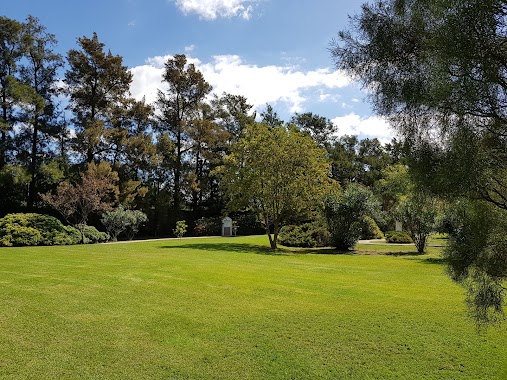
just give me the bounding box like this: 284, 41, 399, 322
385, 231, 413, 244
173, 220, 187, 238
324, 184, 381, 250
101, 206, 148, 241
0, 213, 81, 247
396, 191, 438, 253
194, 216, 222, 236
0, 225, 42, 247
279, 222, 331, 248
58, 226, 82, 245
360, 216, 384, 239
77, 224, 110, 244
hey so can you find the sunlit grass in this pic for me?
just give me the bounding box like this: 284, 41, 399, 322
0, 235, 505, 379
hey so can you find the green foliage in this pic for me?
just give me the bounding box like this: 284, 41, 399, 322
279, 222, 331, 248
442, 200, 507, 325
220, 122, 331, 249
77, 224, 110, 244
0, 224, 41, 247
157, 54, 212, 213
385, 231, 413, 244
332, 0, 507, 322
0, 213, 80, 246
66, 32, 133, 163
0, 165, 31, 214
360, 216, 384, 240
194, 216, 222, 236
328, 136, 394, 187
396, 192, 437, 253
101, 206, 148, 241
375, 164, 412, 211
233, 213, 264, 236
173, 220, 187, 238
324, 184, 380, 250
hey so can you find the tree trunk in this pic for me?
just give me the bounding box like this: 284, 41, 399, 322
415, 233, 427, 254
1, 91, 7, 170
173, 127, 182, 215
271, 220, 279, 250
80, 226, 86, 244
192, 152, 200, 213
267, 229, 276, 249
28, 116, 39, 210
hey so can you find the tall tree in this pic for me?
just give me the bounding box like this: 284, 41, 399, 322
211, 92, 255, 145
290, 112, 336, 147
260, 104, 284, 128
65, 32, 132, 163
186, 105, 229, 214
357, 138, 391, 186
18, 16, 63, 210
156, 54, 212, 215
331, 0, 507, 323
0, 16, 24, 169
106, 97, 156, 207
328, 135, 361, 185
220, 122, 331, 249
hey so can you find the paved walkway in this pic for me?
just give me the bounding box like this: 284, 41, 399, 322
103, 235, 217, 244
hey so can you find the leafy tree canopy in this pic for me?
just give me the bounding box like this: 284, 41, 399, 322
220, 122, 332, 249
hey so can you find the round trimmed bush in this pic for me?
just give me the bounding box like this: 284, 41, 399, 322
360, 216, 384, 239
385, 231, 413, 244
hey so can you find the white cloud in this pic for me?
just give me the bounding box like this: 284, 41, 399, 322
331, 113, 395, 143
128, 20, 136, 27
130, 54, 352, 113
173, 0, 260, 20
184, 44, 196, 52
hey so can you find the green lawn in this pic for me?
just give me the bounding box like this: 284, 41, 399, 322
0, 236, 506, 379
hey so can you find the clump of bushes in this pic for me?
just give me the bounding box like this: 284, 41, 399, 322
279, 222, 331, 248
77, 224, 110, 244
385, 231, 413, 244
360, 216, 384, 239
194, 216, 222, 236
324, 184, 380, 250
101, 206, 148, 241
0, 213, 81, 247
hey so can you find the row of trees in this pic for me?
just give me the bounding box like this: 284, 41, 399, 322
1, 14, 410, 238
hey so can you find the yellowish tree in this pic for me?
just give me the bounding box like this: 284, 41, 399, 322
220, 122, 331, 249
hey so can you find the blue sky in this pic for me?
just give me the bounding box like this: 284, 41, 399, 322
3, 0, 394, 141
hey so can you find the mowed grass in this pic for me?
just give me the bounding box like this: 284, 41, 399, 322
0, 236, 506, 379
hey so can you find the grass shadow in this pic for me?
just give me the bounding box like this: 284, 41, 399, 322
306, 248, 356, 255
160, 242, 287, 256
384, 251, 424, 257
421, 257, 447, 265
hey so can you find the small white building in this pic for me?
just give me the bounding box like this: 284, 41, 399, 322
222, 217, 233, 237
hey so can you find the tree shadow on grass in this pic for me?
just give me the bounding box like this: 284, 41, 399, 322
383, 251, 424, 257
305, 248, 356, 255
160, 242, 287, 256
421, 257, 447, 265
